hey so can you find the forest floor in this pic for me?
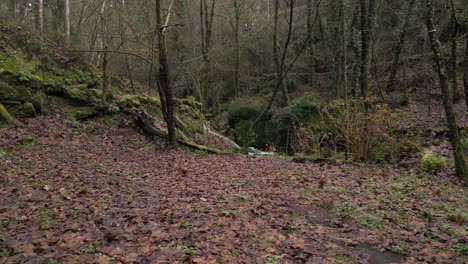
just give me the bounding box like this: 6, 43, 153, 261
0, 106, 467, 264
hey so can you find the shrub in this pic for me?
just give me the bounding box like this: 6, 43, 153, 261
420, 150, 447, 172
328, 100, 404, 162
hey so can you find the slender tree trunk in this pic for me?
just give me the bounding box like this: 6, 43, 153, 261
386, 0, 416, 92
449, 0, 460, 101
65, 0, 71, 45
359, 0, 370, 112
156, 0, 176, 146
273, 0, 290, 105
102, 46, 109, 102
234, 0, 241, 98
200, 0, 215, 106
341, 0, 349, 160
125, 55, 135, 94
426, 0, 468, 181
8, 0, 16, 21
36, 0, 44, 36
19, 0, 27, 27
349, 6, 359, 97
465, 28, 468, 109
307, 0, 316, 85
89, 0, 107, 63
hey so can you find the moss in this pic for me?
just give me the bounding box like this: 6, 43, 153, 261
0, 81, 32, 101
22, 102, 36, 117
119, 94, 142, 108
68, 107, 98, 120
0, 103, 13, 129
420, 150, 447, 172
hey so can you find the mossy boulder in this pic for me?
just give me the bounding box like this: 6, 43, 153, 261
119, 94, 142, 108
0, 81, 32, 101
0, 102, 13, 129
175, 97, 205, 135
22, 102, 36, 117
68, 107, 99, 120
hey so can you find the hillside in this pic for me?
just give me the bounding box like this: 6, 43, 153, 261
0, 7, 468, 264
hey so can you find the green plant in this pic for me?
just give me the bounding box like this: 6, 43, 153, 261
421, 208, 436, 222
359, 213, 383, 229
19, 135, 35, 145
391, 242, 410, 255
451, 243, 468, 256
221, 209, 237, 216
0, 150, 7, 159
332, 200, 358, 220
420, 150, 447, 172
265, 255, 278, 264
335, 254, 357, 264
236, 194, 250, 201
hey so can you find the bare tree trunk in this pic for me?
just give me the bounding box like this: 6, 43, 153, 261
102, 46, 109, 102
426, 0, 468, 181
273, 0, 290, 105
8, 0, 16, 21
200, 0, 215, 106
307, 0, 316, 84
89, 0, 107, 63
449, 0, 460, 101
234, 0, 241, 98
359, 0, 369, 112
341, 0, 349, 160
156, 0, 176, 146
465, 28, 468, 109
19, 0, 27, 27
386, 0, 416, 92
65, 0, 71, 45
36, 0, 44, 36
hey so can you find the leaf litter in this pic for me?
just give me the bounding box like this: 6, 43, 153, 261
0, 114, 467, 263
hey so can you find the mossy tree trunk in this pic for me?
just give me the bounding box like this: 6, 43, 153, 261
426, 0, 468, 181
386, 0, 416, 92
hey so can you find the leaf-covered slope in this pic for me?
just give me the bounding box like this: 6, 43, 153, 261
0, 20, 214, 148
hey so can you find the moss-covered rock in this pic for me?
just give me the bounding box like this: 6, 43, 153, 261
119, 94, 142, 108
0, 102, 13, 129
68, 107, 99, 120
22, 102, 36, 117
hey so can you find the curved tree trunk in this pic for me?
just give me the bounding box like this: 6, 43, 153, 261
426, 0, 468, 181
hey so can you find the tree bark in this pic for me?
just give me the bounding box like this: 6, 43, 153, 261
426, 0, 468, 181
359, 0, 370, 112
234, 0, 241, 98
200, 0, 215, 106
273, 0, 290, 105
386, 0, 416, 92
65, 0, 71, 45
449, 0, 460, 101
156, 0, 177, 146
307, 0, 316, 84
36, 0, 44, 36
465, 28, 468, 109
